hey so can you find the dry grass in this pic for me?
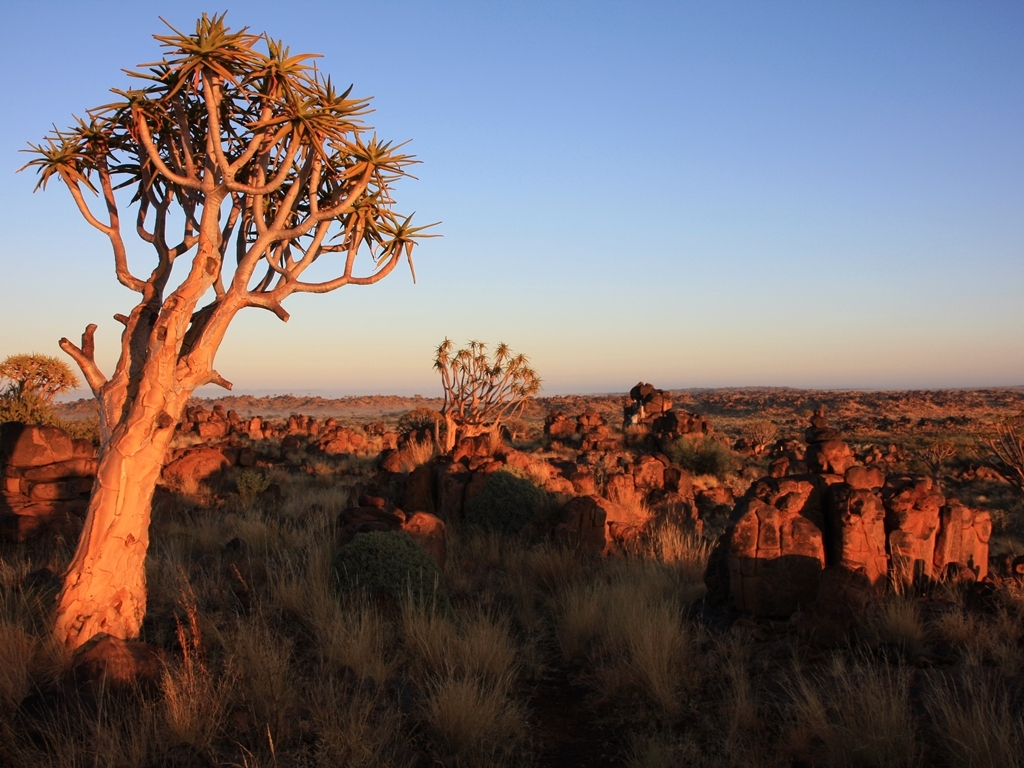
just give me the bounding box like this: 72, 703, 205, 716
925, 674, 1024, 768
403, 602, 529, 766
865, 591, 928, 659
788, 656, 919, 768
554, 553, 703, 717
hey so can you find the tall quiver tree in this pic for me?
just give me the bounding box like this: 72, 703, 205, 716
21, 14, 435, 649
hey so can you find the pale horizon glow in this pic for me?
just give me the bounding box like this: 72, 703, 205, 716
2, 1, 1022, 398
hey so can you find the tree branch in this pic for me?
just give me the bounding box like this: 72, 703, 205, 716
58, 324, 107, 396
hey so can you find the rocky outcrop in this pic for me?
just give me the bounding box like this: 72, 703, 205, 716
714, 476, 828, 617
706, 410, 992, 618
556, 494, 650, 555
882, 475, 945, 584
933, 502, 991, 581
1, 423, 95, 542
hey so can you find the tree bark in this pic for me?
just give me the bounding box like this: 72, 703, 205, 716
54, 373, 186, 649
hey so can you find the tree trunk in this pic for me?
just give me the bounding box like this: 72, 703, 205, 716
54, 391, 182, 649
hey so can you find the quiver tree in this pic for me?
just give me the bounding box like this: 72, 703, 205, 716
20, 14, 435, 649
433, 339, 540, 453
0, 354, 80, 403
977, 419, 1024, 497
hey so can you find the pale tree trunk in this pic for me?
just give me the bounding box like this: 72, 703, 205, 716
54, 379, 190, 648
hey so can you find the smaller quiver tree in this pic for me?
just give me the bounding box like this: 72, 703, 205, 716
976, 418, 1024, 498
433, 339, 540, 453
0, 354, 80, 403
0, 354, 80, 426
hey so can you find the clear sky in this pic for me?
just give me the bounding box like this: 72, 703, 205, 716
1, 1, 1021, 397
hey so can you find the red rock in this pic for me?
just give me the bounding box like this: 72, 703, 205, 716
21, 458, 98, 482
318, 427, 367, 455
570, 471, 597, 495
28, 478, 93, 501
844, 465, 885, 490
452, 433, 497, 463
883, 475, 944, 584
605, 473, 636, 505
5, 425, 74, 467
807, 440, 855, 475
197, 421, 228, 440
70, 635, 164, 691
663, 466, 694, 496
162, 447, 231, 485
633, 455, 665, 492
723, 476, 827, 617
0, 505, 79, 542
402, 512, 447, 569
558, 496, 609, 554
544, 476, 575, 495
933, 502, 991, 580
435, 463, 471, 523
403, 464, 436, 514
544, 412, 578, 441
828, 484, 888, 588
71, 439, 96, 458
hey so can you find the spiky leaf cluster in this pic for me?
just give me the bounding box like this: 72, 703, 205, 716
434, 339, 541, 431
20, 14, 437, 443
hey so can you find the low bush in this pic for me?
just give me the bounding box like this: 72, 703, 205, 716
668, 436, 736, 479
463, 469, 547, 537
333, 530, 449, 610
236, 469, 272, 503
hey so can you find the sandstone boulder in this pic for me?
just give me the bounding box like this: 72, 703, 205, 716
933, 502, 991, 580
4, 425, 74, 467
557, 495, 640, 555
162, 447, 231, 486
827, 484, 888, 588
883, 475, 944, 583
720, 476, 827, 617
402, 512, 447, 569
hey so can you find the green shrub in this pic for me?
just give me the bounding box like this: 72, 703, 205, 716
0, 390, 59, 427
333, 531, 448, 610
668, 437, 736, 480
0, 392, 100, 447
464, 469, 547, 537
236, 469, 272, 503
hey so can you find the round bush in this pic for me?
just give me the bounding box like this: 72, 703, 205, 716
464, 469, 547, 537
332, 530, 448, 609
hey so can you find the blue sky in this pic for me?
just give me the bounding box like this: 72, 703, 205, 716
1, 1, 1021, 396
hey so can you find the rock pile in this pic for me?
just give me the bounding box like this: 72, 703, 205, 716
179, 405, 396, 453
623, 382, 712, 450
623, 382, 674, 426
335, 494, 447, 569
705, 410, 992, 620
543, 409, 619, 451
1, 424, 96, 542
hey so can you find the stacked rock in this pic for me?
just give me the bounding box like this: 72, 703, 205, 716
314, 425, 367, 455
623, 382, 673, 428
543, 412, 578, 446
578, 409, 617, 451
1, 424, 96, 542
623, 382, 712, 451
805, 406, 855, 475
705, 410, 992, 620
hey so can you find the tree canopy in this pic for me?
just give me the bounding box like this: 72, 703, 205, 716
22, 12, 436, 443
